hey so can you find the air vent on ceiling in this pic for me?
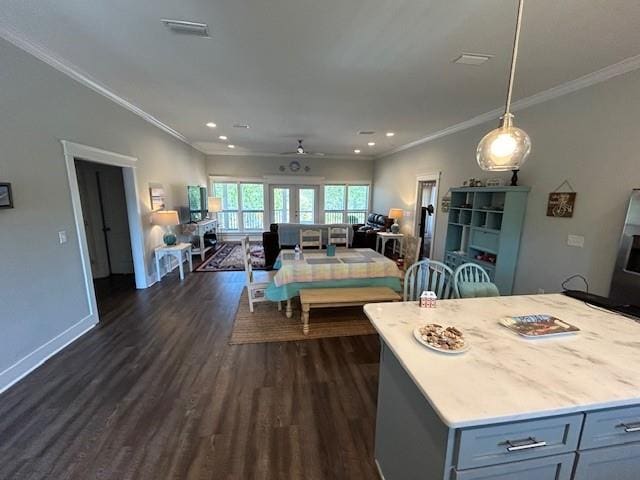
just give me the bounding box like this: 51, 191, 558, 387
358, 131, 376, 135
161, 19, 210, 37
233, 124, 250, 129
453, 53, 493, 65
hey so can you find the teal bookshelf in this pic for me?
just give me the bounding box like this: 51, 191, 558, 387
444, 186, 529, 295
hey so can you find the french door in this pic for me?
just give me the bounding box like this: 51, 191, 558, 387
270, 185, 319, 224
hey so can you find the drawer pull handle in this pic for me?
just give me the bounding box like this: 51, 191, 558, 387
618, 422, 640, 433
504, 437, 547, 452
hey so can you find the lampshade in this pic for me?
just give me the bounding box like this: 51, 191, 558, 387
388, 208, 404, 220
151, 210, 180, 226
208, 197, 222, 212
476, 114, 531, 171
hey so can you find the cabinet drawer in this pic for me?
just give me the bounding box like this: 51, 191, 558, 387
469, 229, 499, 253
581, 406, 640, 449
574, 442, 640, 480
455, 453, 575, 480
456, 414, 583, 470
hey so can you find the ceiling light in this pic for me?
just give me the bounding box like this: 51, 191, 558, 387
385, 132, 395, 137
206, 122, 217, 128
161, 19, 210, 38
354, 149, 361, 154
233, 124, 250, 129
477, 0, 531, 172
218, 135, 228, 140
368, 142, 376, 147
453, 53, 493, 66
227, 144, 235, 149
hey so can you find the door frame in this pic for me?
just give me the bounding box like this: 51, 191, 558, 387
414, 172, 441, 259
62, 141, 147, 324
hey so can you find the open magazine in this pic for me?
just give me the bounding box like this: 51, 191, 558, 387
500, 314, 580, 338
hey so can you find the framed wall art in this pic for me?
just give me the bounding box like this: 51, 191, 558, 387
0, 183, 13, 209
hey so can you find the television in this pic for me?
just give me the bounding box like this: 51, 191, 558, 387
187, 186, 208, 222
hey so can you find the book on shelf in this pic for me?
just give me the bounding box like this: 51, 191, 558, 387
499, 314, 580, 338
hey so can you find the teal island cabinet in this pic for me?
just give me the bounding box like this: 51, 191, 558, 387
364, 294, 640, 480
444, 186, 529, 295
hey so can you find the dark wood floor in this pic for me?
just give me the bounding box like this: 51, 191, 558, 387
0, 269, 382, 479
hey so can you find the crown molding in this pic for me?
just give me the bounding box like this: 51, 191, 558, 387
0, 23, 190, 146
381, 53, 640, 158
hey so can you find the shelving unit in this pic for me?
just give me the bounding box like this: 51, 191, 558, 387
444, 186, 529, 294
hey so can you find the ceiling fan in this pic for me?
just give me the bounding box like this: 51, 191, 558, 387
280, 139, 324, 156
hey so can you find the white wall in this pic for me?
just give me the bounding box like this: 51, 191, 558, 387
373, 68, 640, 296
0, 39, 206, 392
207, 154, 373, 182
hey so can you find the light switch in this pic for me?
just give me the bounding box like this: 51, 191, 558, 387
58, 230, 68, 244
567, 234, 584, 248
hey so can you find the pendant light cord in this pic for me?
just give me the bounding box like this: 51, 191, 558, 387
504, 0, 524, 116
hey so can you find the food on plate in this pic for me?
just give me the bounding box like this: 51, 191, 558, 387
417, 324, 466, 351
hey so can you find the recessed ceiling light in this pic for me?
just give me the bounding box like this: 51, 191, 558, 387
386, 132, 395, 137
233, 124, 250, 129
452, 53, 493, 66
227, 144, 235, 149
206, 122, 217, 128
219, 135, 228, 140
368, 142, 376, 147
354, 149, 361, 154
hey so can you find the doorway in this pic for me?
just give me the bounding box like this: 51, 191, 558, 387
414, 173, 440, 259
75, 159, 135, 313
63, 141, 146, 326
270, 185, 319, 224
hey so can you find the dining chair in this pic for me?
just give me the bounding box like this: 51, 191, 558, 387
300, 229, 322, 249
453, 263, 499, 298
402, 235, 422, 271
328, 227, 349, 248
404, 260, 455, 301
241, 236, 280, 313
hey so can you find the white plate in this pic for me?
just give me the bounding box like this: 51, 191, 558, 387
413, 326, 470, 354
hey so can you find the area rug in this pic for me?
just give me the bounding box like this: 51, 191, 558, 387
229, 290, 376, 344
196, 242, 265, 272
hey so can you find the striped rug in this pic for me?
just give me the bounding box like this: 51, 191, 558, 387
229, 289, 376, 344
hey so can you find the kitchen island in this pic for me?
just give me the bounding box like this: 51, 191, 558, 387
364, 294, 640, 480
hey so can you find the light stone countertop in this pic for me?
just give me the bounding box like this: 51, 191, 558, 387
364, 294, 640, 428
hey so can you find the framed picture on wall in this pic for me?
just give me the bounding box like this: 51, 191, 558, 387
0, 183, 13, 209
149, 185, 166, 211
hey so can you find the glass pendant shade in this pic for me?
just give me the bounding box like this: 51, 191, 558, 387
476, 114, 531, 171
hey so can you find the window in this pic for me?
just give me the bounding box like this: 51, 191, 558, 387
324, 184, 369, 224
212, 180, 265, 231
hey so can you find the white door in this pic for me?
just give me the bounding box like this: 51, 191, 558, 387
270, 185, 319, 224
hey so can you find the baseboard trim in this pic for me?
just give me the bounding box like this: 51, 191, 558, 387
0, 314, 97, 395
375, 459, 386, 480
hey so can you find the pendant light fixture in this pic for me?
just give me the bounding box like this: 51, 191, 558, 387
477, 0, 531, 171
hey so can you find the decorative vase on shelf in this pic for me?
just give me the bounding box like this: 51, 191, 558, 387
390, 223, 400, 234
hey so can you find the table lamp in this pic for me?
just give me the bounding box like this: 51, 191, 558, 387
208, 197, 222, 219
152, 210, 180, 246
388, 208, 403, 233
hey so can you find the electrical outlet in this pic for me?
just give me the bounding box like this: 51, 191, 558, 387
537, 288, 545, 294
58, 230, 67, 244
567, 234, 584, 248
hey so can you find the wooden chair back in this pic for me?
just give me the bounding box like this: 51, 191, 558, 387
404, 260, 454, 301
241, 236, 254, 284
403, 235, 422, 270
328, 227, 349, 247
300, 229, 322, 249
453, 263, 492, 298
